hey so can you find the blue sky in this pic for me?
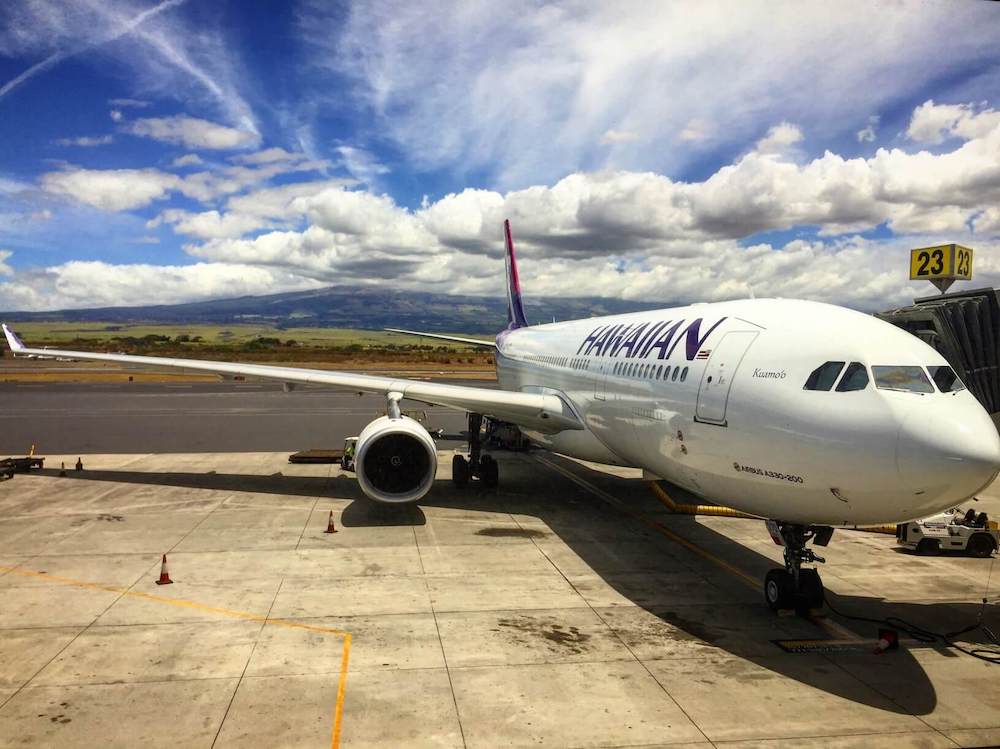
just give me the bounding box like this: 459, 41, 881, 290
1, 0, 1000, 311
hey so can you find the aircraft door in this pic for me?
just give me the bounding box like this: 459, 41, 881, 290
695, 331, 758, 426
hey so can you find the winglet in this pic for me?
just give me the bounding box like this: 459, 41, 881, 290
2, 323, 25, 352
504, 219, 529, 329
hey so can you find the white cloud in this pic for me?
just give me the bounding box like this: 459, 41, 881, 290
40, 168, 180, 211
0, 0, 257, 132
0, 261, 323, 311
17, 98, 1000, 312
856, 115, 879, 143
171, 153, 203, 167
55, 134, 114, 147
0, 249, 12, 276
601, 129, 640, 145
678, 119, 713, 143
108, 97, 150, 108
109, 109, 123, 122
907, 100, 1000, 144
315, 1, 1000, 187
334, 146, 389, 186
755, 122, 803, 153
232, 148, 308, 165
125, 115, 259, 150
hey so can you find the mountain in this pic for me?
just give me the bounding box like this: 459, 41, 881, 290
1, 286, 666, 334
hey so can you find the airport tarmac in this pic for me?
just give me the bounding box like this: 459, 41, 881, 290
1, 387, 1000, 748
0, 382, 471, 453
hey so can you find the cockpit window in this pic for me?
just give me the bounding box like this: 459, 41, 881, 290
872, 365, 934, 394
835, 362, 869, 392
928, 365, 966, 393
804, 361, 845, 391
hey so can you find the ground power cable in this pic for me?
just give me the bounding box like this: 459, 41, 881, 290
823, 555, 1000, 664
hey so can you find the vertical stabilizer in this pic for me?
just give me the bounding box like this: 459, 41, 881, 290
504, 219, 529, 329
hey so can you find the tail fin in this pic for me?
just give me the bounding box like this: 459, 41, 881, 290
2, 323, 25, 353
504, 219, 529, 329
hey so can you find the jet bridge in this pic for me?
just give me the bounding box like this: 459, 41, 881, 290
877, 287, 1000, 416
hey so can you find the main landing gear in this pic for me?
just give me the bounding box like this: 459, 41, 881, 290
451, 413, 499, 488
763, 521, 833, 614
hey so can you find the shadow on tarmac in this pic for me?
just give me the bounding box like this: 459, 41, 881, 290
33, 453, 1000, 716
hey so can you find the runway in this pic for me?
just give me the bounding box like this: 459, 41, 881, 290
0, 382, 471, 453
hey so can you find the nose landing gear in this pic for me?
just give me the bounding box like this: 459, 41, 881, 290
764, 522, 833, 614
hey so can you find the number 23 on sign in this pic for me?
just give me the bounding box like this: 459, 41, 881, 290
909, 244, 973, 280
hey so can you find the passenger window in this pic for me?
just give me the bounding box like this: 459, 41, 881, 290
671, 367, 679, 382
928, 365, 966, 392
836, 362, 869, 392
804, 361, 845, 391
872, 365, 934, 394
680, 366, 688, 382
663, 366, 670, 380
656, 365, 663, 379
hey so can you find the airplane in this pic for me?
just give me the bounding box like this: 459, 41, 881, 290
4, 219, 1000, 613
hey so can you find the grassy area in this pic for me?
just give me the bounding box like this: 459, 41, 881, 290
8, 322, 489, 348
2, 322, 495, 369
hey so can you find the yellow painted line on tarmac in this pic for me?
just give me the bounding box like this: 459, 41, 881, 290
533, 455, 760, 589
0, 565, 352, 749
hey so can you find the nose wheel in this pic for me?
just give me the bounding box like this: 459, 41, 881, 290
451, 413, 499, 488
763, 522, 831, 614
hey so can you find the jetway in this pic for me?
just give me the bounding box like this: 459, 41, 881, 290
877, 287, 1000, 415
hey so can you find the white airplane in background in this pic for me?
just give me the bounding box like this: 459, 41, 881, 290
4, 220, 1000, 611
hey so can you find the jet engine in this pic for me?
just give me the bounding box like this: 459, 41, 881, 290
355, 415, 437, 503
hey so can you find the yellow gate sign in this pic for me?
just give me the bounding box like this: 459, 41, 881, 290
909, 244, 973, 293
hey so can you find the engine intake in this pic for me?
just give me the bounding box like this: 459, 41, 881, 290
355, 415, 437, 503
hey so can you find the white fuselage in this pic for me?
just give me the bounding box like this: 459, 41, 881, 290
494, 298, 1000, 526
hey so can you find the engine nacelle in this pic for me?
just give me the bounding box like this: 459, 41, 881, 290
355, 415, 437, 504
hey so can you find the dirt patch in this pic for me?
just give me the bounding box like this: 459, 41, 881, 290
497, 615, 593, 654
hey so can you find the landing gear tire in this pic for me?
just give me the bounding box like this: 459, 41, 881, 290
967, 533, 996, 558
480, 455, 499, 488
452, 455, 469, 486
796, 568, 825, 612
764, 569, 794, 611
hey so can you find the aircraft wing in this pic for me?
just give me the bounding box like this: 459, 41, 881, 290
2, 324, 581, 433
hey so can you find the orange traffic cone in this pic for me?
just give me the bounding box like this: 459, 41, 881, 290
155, 554, 173, 585
324, 511, 338, 534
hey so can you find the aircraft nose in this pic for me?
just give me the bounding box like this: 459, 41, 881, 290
897, 405, 1000, 500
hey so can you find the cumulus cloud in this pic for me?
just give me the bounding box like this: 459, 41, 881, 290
54, 134, 114, 147
40, 168, 180, 211
124, 115, 259, 150
755, 122, 803, 153
907, 100, 1000, 144
17, 97, 1000, 312
0, 249, 12, 276
41, 157, 337, 213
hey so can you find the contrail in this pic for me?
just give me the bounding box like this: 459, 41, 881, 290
0, 0, 188, 102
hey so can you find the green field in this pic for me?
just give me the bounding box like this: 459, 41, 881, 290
8, 322, 489, 351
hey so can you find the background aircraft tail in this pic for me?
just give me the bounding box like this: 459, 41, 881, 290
504, 219, 529, 329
